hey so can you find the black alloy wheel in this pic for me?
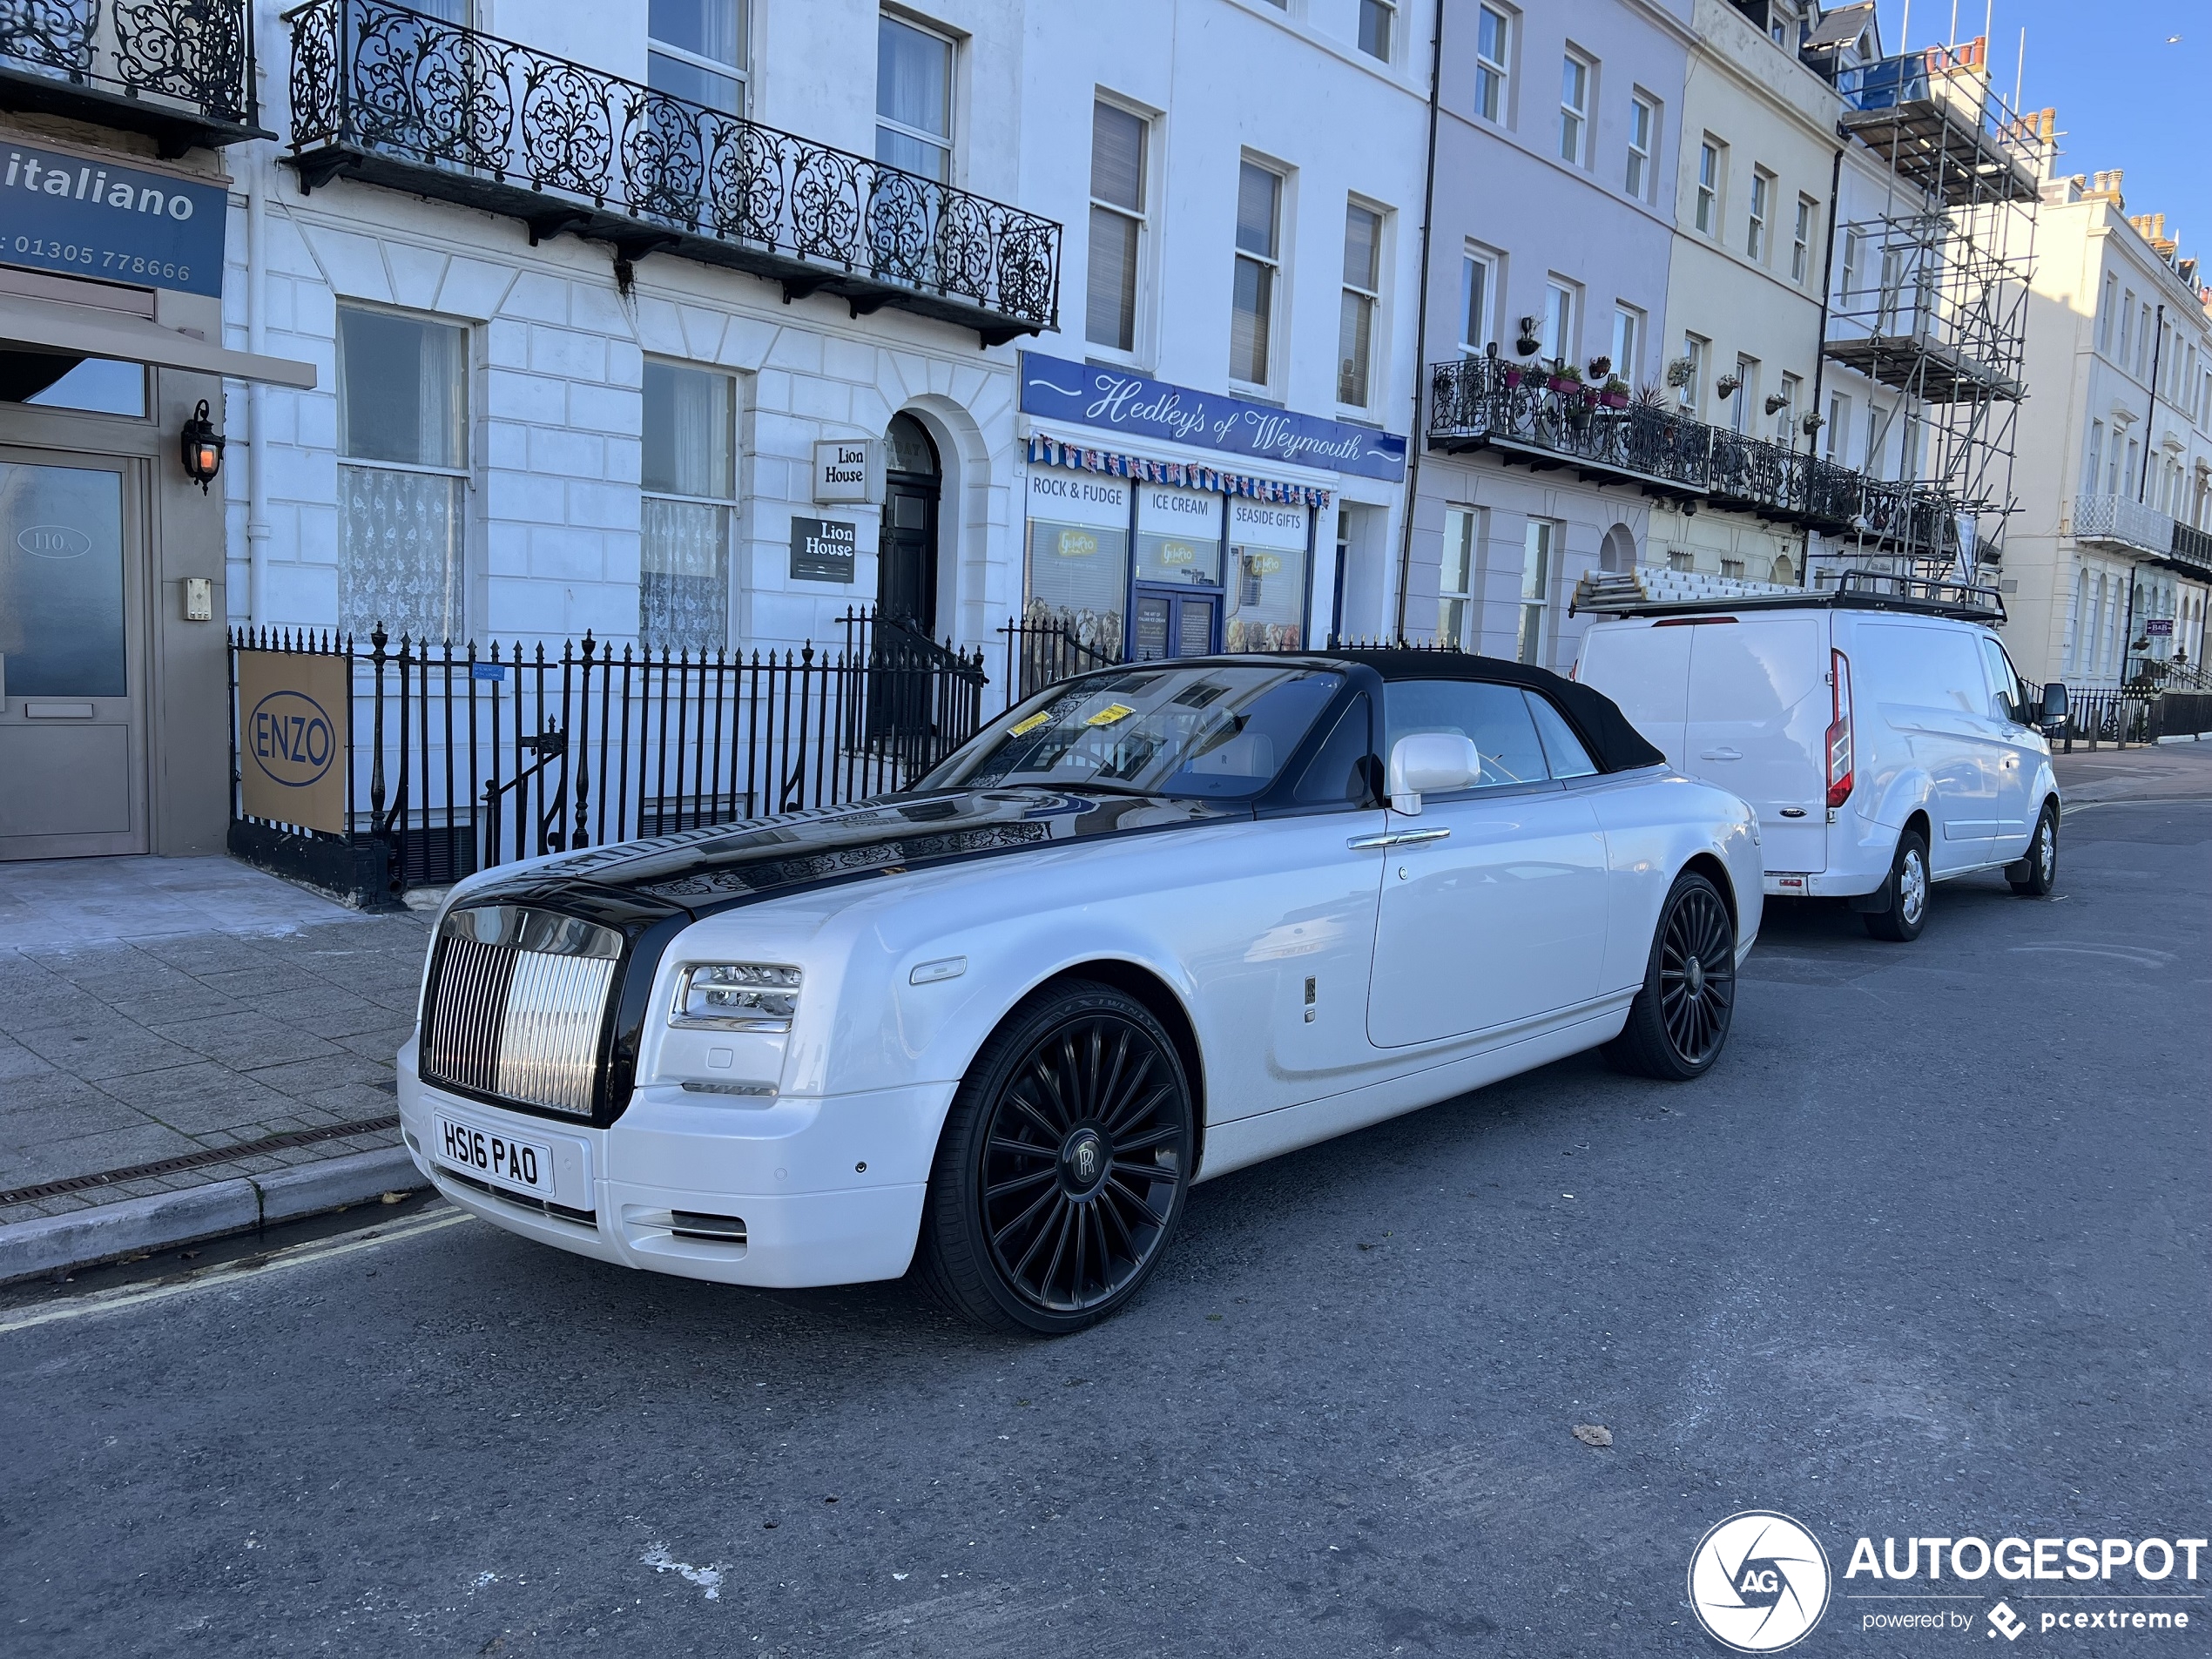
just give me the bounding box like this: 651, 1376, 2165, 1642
2008, 802, 2060, 896
1605, 870, 1737, 1082
916, 982, 1193, 1334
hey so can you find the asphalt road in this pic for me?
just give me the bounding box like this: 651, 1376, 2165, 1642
3, 800, 2206, 1658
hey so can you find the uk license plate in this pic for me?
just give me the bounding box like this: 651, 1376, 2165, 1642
433, 1114, 554, 1198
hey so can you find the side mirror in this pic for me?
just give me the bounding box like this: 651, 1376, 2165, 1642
1386, 732, 1482, 815
2040, 681, 2069, 725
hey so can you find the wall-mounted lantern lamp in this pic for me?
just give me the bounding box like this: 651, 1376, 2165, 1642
180, 399, 224, 494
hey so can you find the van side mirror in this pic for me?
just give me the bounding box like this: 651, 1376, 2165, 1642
1386, 733, 1482, 815
2040, 681, 2069, 725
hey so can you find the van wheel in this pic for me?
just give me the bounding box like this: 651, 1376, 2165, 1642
1604, 870, 1736, 1082
2007, 804, 2059, 896
914, 981, 1193, 1335
1864, 830, 1930, 941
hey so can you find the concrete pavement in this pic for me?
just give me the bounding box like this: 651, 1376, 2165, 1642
0, 856, 428, 1280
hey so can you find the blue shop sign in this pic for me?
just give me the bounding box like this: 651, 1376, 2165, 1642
0, 143, 226, 298
1020, 351, 1406, 482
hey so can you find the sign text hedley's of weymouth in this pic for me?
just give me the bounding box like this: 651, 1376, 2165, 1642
0, 143, 228, 298
1019, 351, 1408, 482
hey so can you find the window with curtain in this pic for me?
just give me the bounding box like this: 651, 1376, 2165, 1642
1339, 202, 1382, 408
1087, 101, 1147, 353
337, 307, 467, 643
1231, 160, 1283, 388
877, 15, 953, 182
640, 362, 737, 655
648, 0, 746, 112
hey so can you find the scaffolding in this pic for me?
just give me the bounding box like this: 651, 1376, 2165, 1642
1811, 34, 2050, 581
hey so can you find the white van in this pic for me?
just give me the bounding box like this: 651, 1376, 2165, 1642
1573, 573, 2067, 941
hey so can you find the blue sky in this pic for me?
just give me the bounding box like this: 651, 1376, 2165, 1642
1867, 0, 2207, 257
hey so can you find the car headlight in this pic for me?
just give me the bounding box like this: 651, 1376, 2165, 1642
671, 963, 802, 1031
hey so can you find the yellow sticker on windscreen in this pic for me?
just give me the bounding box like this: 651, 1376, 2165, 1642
1009, 711, 1050, 735
1084, 703, 1137, 727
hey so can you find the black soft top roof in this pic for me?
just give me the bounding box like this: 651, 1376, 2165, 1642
1103, 649, 1666, 776
1316, 648, 1665, 774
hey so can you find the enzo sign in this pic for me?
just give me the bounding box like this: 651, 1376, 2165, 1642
236, 651, 349, 835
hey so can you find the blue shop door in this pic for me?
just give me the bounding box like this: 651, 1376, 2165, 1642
1131, 587, 1221, 660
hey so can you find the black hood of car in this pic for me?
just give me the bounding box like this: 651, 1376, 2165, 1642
451, 786, 1249, 921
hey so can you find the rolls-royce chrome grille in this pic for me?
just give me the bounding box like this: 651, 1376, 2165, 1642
421, 906, 622, 1117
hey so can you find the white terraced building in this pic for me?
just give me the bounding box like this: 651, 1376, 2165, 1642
2002, 168, 2212, 688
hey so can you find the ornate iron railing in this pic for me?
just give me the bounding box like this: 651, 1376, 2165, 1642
2169, 519, 2212, 577
283, 0, 1060, 343
0, 0, 263, 150
228, 609, 990, 904
1428, 358, 1889, 532
1427, 359, 1710, 494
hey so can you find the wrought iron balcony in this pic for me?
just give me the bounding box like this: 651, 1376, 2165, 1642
1427, 357, 1868, 532
0, 0, 267, 153
2072, 491, 2174, 559
2171, 519, 2212, 577
1427, 357, 1709, 497
282, 0, 1060, 346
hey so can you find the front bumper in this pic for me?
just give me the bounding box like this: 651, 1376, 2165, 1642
397, 1052, 954, 1289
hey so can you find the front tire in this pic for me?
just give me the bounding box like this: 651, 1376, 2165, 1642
914, 981, 1193, 1335
2007, 803, 2059, 896
1863, 828, 1930, 941
1604, 870, 1737, 1082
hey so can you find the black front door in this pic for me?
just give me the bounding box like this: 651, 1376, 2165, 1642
880, 478, 939, 637
1131, 586, 1220, 660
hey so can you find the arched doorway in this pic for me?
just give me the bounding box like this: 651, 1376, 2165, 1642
1600, 523, 1636, 574
880, 413, 941, 637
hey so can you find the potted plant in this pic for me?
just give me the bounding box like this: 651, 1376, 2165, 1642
1501, 361, 1527, 388
1548, 360, 1585, 396
1600, 375, 1632, 409
1715, 371, 1743, 401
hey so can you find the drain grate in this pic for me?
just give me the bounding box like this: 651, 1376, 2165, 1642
0, 1116, 402, 1207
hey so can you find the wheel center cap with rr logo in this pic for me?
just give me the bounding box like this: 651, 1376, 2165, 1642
1063, 1129, 1105, 1192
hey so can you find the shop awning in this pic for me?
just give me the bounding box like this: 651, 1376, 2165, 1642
0, 291, 317, 388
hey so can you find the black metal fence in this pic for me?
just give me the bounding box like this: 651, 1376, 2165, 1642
229, 610, 988, 905
998, 614, 1119, 704
2026, 683, 2212, 752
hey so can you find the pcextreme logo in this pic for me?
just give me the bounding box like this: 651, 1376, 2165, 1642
1689, 1511, 1833, 1653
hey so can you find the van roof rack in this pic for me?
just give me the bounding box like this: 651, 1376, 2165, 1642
1570, 567, 2006, 624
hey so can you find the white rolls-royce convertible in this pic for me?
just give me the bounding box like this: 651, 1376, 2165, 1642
398, 651, 1761, 1333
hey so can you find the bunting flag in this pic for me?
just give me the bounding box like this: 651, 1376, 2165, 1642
1025, 433, 1332, 511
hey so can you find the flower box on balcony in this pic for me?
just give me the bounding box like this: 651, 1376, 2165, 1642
1501, 368, 1526, 388
1548, 375, 1581, 395
1599, 390, 1630, 410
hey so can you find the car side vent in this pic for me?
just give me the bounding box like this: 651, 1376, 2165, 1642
670, 1210, 749, 1244
421, 906, 623, 1117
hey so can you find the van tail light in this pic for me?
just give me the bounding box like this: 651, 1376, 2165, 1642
1825, 649, 1854, 808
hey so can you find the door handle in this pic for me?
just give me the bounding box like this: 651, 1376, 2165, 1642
1347, 826, 1453, 850
1699, 746, 1743, 761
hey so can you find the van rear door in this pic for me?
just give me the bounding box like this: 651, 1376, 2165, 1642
1683, 615, 1829, 873
1575, 620, 1691, 768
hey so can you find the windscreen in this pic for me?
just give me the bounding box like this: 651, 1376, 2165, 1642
923, 665, 1345, 799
